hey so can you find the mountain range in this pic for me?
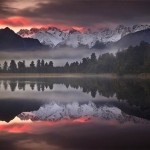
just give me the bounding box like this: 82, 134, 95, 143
18, 25, 150, 49
0, 25, 150, 51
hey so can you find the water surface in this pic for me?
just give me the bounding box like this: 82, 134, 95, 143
0, 77, 150, 149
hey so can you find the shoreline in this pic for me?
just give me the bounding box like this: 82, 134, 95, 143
0, 73, 149, 79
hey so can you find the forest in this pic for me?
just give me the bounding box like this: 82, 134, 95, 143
0, 41, 150, 74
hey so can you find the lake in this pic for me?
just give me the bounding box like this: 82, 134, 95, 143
0, 77, 150, 150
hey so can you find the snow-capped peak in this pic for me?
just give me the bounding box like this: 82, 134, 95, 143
17, 24, 150, 48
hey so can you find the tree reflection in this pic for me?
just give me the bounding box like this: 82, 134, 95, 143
37, 83, 41, 91
91, 88, 97, 98
0, 78, 150, 110
49, 84, 53, 90
3, 81, 8, 90
9, 81, 17, 92
41, 84, 45, 91
30, 83, 35, 90
18, 82, 26, 91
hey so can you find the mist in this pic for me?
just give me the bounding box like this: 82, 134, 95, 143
0, 47, 117, 66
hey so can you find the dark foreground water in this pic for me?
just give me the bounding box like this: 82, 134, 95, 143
0, 77, 150, 150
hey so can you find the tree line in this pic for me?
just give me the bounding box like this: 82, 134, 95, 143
0, 41, 150, 74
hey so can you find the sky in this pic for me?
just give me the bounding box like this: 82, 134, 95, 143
0, 0, 150, 32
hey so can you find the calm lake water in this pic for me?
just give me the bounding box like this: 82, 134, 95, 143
0, 77, 150, 150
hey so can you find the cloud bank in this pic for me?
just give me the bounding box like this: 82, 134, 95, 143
0, 0, 150, 30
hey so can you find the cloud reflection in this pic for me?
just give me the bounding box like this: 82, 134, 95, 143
0, 118, 150, 150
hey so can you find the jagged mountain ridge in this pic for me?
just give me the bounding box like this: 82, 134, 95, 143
0, 27, 44, 51
18, 25, 150, 49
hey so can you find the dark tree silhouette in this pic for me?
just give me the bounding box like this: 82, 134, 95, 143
90, 53, 97, 63
18, 61, 26, 73
37, 60, 41, 68
48, 61, 53, 72
45, 62, 48, 72
30, 61, 35, 68
41, 59, 45, 67
9, 60, 17, 72
30, 61, 35, 72
64, 62, 69, 72
3, 61, 8, 72
49, 61, 53, 67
